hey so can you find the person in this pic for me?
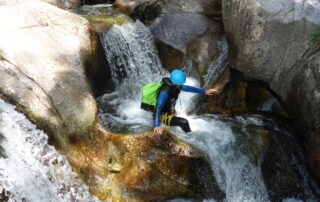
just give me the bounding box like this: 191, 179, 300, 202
154, 69, 219, 135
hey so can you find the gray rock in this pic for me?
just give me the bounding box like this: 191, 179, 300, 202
222, 0, 320, 178
0, 0, 97, 148
150, 13, 212, 54
161, 0, 222, 17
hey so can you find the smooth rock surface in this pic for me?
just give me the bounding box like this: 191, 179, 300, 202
223, 0, 320, 178
0, 0, 97, 147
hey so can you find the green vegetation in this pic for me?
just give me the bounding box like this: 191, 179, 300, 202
310, 29, 320, 47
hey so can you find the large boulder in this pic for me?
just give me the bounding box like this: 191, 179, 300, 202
149, 12, 224, 80
287, 53, 320, 178
0, 0, 97, 148
66, 126, 224, 201
222, 0, 320, 178
125, 0, 225, 83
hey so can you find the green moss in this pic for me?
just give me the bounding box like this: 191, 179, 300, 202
84, 15, 130, 26
310, 30, 320, 47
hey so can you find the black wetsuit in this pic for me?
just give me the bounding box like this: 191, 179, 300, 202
153, 77, 205, 132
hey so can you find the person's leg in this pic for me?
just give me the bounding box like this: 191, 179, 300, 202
170, 116, 191, 132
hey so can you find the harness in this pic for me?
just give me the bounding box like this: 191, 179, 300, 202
160, 113, 175, 129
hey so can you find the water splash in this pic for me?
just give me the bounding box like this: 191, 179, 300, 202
0, 99, 98, 202
174, 79, 269, 202
100, 20, 166, 89
98, 21, 168, 133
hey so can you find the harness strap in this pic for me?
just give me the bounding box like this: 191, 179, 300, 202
160, 113, 175, 129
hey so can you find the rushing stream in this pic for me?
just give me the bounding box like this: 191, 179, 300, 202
97, 20, 320, 201
0, 99, 98, 202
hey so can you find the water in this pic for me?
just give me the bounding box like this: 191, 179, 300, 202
98, 20, 168, 133
0, 99, 98, 202
100, 20, 166, 88
173, 80, 269, 202
97, 21, 319, 201
203, 39, 229, 89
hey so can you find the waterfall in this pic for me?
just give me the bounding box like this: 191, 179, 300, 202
203, 39, 229, 89
97, 21, 319, 201
97, 21, 168, 133
100, 20, 166, 89
0, 99, 98, 202
174, 80, 269, 202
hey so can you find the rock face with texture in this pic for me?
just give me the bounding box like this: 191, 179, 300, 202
230, 116, 318, 201
0, 0, 97, 148
145, 1, 224, 81
223, 0, 320, 178
67, 127, 225, 201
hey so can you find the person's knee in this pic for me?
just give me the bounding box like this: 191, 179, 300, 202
179, 118, 191, 132
180, 118, 189, 126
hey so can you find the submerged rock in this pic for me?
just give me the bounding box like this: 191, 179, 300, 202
222, 0, 320, 179
0, 0, 97, 148
204, 70, 286, 117
66, 125, 225, 201
227, 115, 319, 201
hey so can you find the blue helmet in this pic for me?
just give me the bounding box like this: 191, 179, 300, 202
170, 69, 186, 85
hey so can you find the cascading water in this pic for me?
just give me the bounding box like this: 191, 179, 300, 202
97, 21, 319, 201
203, 39, 229, 89
0, 99, 98, 202
98, 20, 168, 133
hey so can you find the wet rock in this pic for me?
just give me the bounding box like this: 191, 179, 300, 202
307, 129, 320, 181
112, 0, 137, 15
0, 0, 97, 149
205, 70, 247, 115
150, 13, 215, 54
150, 12, 224, 81
156, 41, 185, 71
223, 0, 320, 179
129, 0, 163, 26
205, 70, 286, 117
287, 53, 320, 178
72, 4, 131, 32
260, 126, 316, 200
66, 126, 225, 201
229, 115, 319, 201
160, 0, 222, 18
187, 29, 223, 78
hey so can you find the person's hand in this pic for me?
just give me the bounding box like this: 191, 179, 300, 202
205, 88, 220, 95
154, 126, 164, 134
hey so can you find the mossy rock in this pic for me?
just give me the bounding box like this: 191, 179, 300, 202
65, 126, 225, 201
72, 4, 131, 32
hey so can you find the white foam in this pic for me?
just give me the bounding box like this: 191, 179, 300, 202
0, 99, 98, 202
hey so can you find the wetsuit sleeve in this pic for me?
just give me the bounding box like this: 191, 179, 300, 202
181, 85, 205, 94
154, 91, 169, 127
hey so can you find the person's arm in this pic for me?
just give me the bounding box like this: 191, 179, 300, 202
181, 85, 220, 95
181, 85, 205, 94
154, 91, 168, 134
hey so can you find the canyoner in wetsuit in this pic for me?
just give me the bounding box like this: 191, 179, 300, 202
153, 69, 219, 135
